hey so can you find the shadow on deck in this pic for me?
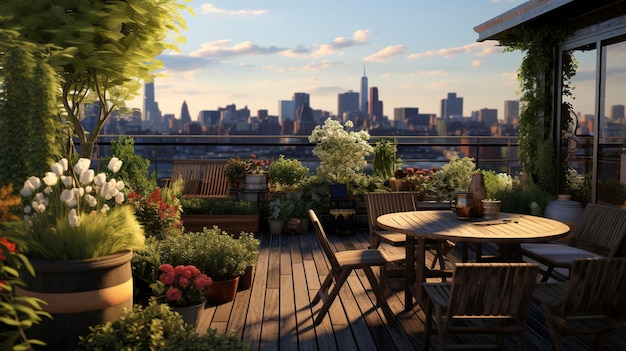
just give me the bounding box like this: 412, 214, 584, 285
194, 229, 626, 351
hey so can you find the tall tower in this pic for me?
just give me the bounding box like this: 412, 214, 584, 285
338, 91, 359, 120
440, 92, 463, 119
180, 101, 192, 127
360, 67, 368, 114
143, 79, 163, 132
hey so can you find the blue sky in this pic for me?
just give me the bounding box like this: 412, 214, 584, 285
126, 0, 528, 120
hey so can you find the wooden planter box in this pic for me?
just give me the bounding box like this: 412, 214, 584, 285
181, 214, 259, 235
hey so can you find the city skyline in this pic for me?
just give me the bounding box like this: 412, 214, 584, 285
125, 0, 530, 120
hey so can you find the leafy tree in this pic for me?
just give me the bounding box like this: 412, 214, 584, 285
0, 0, 192, 159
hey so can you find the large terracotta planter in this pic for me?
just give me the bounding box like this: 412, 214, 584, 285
206, 276, 239, 304
182, 213, 259, 234
16, 250, 133, 350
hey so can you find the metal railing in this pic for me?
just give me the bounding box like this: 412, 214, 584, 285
92, 134, 520, 181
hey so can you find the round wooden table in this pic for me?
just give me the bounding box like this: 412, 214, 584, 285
376, 210, 570, 310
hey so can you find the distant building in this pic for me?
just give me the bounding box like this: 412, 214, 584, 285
478, 108, 498, 127
293, 92, 310, 117
503, 100, 520, 124
143, 80, 163, 132
279, 100, 296, 125
441, 92, 463, 119
180, 101, 192, 127
360, 68, 368, 115
611, 104, 625, 120
368, 87, 383, 121
338, 91, 359, 121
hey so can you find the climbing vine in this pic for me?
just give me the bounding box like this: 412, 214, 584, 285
500, 24, 576, 193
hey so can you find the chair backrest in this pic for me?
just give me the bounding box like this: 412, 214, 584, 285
562, 258, 626, 316
446, 263, 539, 324
170, 160, 230, 198
364, 192, 420, 234
569, 204, 626, 256
308, 209, 339, 270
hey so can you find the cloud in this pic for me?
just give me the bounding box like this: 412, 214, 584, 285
313, 30, 371, 57
201, 3, 267, 16
281, 45, 312, 58
419, 70, 445, 76
472, 60, 482, 67
407, 41, 503, 59
157, 54, 216, 71
190, 40, 285, 58
364, 45, 406, 62
301, 60, 346, 72
303, 85, 346, 96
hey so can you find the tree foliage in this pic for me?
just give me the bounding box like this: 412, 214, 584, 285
0, 0, 192, 159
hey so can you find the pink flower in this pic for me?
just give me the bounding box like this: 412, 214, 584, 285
159, 270, 176, 285
178, 276, 190, 289
166, 286, 182, 301
159, 263, 174, 273
195, 274, 213, 289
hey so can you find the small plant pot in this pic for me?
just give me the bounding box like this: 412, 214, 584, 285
170, 302, 205, 326
238, 265, 254, 290
206, 276, 240, 305
481, 200, 501, 220
268, 219, 284, 235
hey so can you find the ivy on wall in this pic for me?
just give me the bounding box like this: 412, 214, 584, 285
500, 24, 576, 194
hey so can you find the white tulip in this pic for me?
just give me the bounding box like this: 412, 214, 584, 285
79, 169, 94, 185
94, 173, 107, 186
68, 209, 80, 228
114, 192, 124, 204
59, 158, 69, 172
116, 180, 125, 191
73, 158, 91, 177
51, 162, 64, 176
108, 157, 123, 173
24, 206, 32, 214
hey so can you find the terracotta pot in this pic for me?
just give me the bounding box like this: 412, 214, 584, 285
16, 250, 133, 350
238, 265, 254, 290
206, 276, 239, 304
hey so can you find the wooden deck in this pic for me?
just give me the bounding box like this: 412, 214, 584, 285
195, 228, 626, 351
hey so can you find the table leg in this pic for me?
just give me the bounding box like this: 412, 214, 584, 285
498, 243, 522, 262
404, 236, 426, 311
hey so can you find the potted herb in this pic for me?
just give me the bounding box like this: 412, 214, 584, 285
158, 228, 248, 304
268, 155, 309, 191
225, 157, 247, 188
180, 198, 259, 234
267, 197, 284, 235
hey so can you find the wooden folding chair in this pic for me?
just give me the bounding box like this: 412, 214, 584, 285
532, 258, 626, 351
308, 209, 395, 326
364, 192, 453, 273
423, 263, 540, 351
521, 204, 626, 281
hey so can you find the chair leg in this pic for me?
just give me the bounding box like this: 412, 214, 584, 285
369, 234, 381, 249
422, 298, 434, 351
363, 266, 395, 325
313, 269, 351, 325
435, 305, 446, 351
379, 264, 388, 296
312, 273, 334, 305
541, 304, 563, 351
541, 266, 555, 282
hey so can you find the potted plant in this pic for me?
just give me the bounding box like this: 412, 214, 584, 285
267, 197, 284, 235
131, 237, 161, 302
180, 197, 259, 234
225, 157, 247, 188
237, 232, 260, 290
481, 199, 502, 219
268, 155, 309, 191
280, 191, 312, 234
431, 156, 478, 202
372, 138, 401, 181
158, 228, 248, 304
16, 157, 145, 350
151, 264, 213, 325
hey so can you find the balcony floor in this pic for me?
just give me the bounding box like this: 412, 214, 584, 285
194, 227, 626, 351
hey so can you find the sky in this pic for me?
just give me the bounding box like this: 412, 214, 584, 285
126, 0, 529, 121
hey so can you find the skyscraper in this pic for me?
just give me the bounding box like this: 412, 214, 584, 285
338, 91, 359, 119
504, 100, 520, 124
368, 87, 383, 120
143, 80, 163, 132
440, 92, 463, 119
180, 101, 192, 127
360, 67, 368, 114
293, 92, 310, 115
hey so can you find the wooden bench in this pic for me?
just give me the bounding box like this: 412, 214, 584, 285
167, 160, 230, 198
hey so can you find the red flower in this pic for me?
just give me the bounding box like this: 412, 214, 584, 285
166, 286, 183, 301
0, 237, 16, 261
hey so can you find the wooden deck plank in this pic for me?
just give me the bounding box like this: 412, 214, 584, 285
199, 229, 626, 351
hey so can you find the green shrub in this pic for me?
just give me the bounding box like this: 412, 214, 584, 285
493, 182, 553, 214
77, 299, 250, 350
181, 198, 258, 215
159, 228, 248, 281
268, 155, 309, 190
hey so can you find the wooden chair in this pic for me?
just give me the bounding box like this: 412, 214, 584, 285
422, 263, 540, 351
364, 192, 453, 273
308, 209, 395, 326
521, 204, 626, 281
532, 258, 626, 351
168, 160, 231, 198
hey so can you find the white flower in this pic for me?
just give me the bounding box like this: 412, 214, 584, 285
115, 180, 125, 191
44, 186, 52, 194
20, 187, 32, 197
108, 157, 123, 173
94, 173, 107, 186
101, 204, 110, 213
61, 175, 73, 187
43, 172, 58, 186
60, 189, 78, 207
60, 189, 73, 203
79, 169, 94, 185
74, 158, 91, 176
24, 206, 32, 214
85, 194, 98, 207
68, 209, 80, 228
24, 176, 41, 192
85, 185, 93, 193
32, 201, 46, 213
114, 192, 124, 204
